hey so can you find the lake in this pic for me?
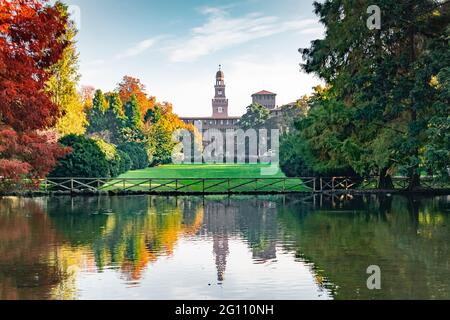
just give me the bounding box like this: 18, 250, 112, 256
0, 194, 449, 300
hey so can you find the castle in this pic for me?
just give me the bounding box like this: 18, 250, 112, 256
180, 66, 293, 132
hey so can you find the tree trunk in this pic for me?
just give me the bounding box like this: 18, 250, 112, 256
408, 172, 421, 191
378, 168, 394, 190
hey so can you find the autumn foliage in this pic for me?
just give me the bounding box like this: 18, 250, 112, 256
0, 0, 69, 181
117, 76, 156, 120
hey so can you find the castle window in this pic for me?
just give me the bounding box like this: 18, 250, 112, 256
218, 107, 223, 113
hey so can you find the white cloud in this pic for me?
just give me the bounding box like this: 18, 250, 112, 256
116, 38, 159, 59
168, 8, 317, 63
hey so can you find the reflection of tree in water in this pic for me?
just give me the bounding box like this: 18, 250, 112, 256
0, 198, 72, 300
47, 196, 204, 282
3, 194, 448, 300
277, 195, 450, 300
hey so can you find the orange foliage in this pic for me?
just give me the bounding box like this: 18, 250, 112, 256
116, 76, 156, 119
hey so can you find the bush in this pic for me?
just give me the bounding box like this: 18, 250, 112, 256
117, 142, 149, 170
280, 132, 358, 178
114, 150, 132, 176
50, 135, 110, 178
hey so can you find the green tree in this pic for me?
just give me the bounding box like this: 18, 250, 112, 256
87, 89, 108, 134
298, 0, 450, 189
124, 95, 142, 129
50, 135, 110, 178
45, 2, 87, 136
118, 142, 149, 170
144, 106, 162, 124
104, 92, 126, 144
238, 103, 271, 130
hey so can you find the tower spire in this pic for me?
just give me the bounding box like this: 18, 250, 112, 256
212, 66, 228, 118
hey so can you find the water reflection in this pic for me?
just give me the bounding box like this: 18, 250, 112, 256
0, 195, 448, 300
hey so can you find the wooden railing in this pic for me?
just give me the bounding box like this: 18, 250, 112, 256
1, 176, 448, 195
39, 177, 317, 194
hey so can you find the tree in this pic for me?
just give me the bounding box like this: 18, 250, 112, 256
45, 2, 87, 137
80, 85, 96, 109
104, 92, 126, 144
49, 135, 110, 178
237, 103, 271, 130
280, 89, 359, 178
116, 76, 156, 119
117, 142, 149, 170
124, 95, 142, 129
143, 103, 188, 166
87, 90, 108, 134
87, 90, 127, 144
299, 0, 450, 189
0, 0, 69, 182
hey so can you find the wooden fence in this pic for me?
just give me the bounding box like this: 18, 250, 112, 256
2, 176, 448, 195
38, 177, 316, 194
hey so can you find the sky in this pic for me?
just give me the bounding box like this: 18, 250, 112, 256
61, 0, 324, 117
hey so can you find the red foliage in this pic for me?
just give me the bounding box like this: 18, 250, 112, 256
0, 0, 70, 181
0, 0, 67, 131
0, 159, 31, 179
0, 127, 70, 180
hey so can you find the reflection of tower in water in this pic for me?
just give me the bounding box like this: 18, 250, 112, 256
203, 201, 237, 283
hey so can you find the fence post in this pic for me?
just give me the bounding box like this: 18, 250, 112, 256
332, 178, 335, 193
313, 178, 316, 193
320, 178, 323, 192
70, 179, 74, 192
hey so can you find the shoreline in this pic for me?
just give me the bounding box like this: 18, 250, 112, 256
2, 188, 449, 198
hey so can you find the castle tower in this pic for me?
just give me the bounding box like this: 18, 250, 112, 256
212, 65, 229, 118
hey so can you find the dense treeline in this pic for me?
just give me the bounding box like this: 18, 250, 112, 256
280, 0, 450, 190
0, 0, 194, 185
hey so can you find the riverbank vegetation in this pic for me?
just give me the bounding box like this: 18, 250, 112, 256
279, 0, 450, 190
0, 0, 448, 193
0, 1, 195, 191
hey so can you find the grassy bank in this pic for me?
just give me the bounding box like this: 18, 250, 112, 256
118, 164, 286, 179
102, 164, 309, 193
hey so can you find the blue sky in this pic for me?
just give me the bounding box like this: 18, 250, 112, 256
62, 0, 324, 117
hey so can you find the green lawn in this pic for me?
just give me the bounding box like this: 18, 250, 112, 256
118, 164, 286, 179
101, 164, 311, 193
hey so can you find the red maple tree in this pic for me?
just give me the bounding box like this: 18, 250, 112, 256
0, 0, 70, 182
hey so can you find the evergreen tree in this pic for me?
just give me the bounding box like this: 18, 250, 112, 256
297, 0, 450, 189
87, 89, 108, 134
124, 95, 142, 129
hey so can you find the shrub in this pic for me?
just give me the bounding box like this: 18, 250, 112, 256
49, 135, 110, 178
117, 150, 132, 174
117, 142, 149, 170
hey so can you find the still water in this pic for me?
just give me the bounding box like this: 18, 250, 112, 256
0, 195, 449, 300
